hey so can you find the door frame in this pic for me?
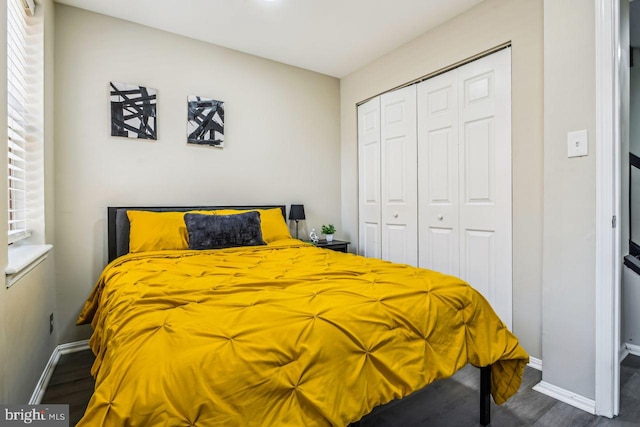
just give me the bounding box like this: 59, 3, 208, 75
594, 0, 621, 417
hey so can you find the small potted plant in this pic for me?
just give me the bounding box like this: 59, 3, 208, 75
321, 224, 336, 242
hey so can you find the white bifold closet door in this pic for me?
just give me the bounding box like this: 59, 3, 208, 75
380, 86, 418, 266
358, 97, 382, 259
418, 48, 512, 328
358, 48, 511, 328
358, 86, 418, 265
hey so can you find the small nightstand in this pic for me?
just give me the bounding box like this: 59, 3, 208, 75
310, 239, 350, 253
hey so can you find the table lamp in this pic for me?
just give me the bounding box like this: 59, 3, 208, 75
289, 204, 306, 239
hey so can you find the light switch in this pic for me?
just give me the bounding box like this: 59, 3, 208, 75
567, 129, 588, 158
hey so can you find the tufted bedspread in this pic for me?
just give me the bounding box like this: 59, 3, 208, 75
77, 239, 528, 426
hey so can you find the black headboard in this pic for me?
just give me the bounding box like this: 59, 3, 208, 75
107, 205, 287, 263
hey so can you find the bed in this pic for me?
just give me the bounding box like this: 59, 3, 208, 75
76, 205, 528, 426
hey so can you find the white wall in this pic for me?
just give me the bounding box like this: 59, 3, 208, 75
54, 5, 341, 343
340, 0, 543, 359
542, 0, 596, 399
0, 0, 58, 404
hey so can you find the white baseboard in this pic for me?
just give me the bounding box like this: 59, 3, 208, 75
29, 339, 90, 404
620, 346, 630, 362
624, 342, 640, 357
527, 356, 542, 371
533, 381, 596, 415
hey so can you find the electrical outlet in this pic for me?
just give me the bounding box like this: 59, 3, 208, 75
49, 313, 54, 334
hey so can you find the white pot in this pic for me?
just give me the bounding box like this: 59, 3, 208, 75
325, 234, 334, 242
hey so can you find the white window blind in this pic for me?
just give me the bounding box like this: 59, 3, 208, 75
7, 0, 33, 243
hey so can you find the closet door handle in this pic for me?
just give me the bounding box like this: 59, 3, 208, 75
437, 214, 444, 220
393, 213, 399, 218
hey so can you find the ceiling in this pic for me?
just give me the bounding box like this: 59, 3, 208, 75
53, 0, 485, 78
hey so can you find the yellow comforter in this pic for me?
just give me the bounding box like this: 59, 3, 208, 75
77, 240, 528, 426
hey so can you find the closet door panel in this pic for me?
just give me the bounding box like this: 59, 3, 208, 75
464, 118, 494, 204
417, 71, 459, 275
457, 48, 512, 328
464, 229, 495, 303
358, 97, 382, 259
381, 86, 418, 266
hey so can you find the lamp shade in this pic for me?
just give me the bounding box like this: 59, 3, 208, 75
289, 204, 306, 221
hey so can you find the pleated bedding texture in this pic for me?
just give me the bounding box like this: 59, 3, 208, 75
77, 239, 528, 426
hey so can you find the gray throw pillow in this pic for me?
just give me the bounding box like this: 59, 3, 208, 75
184, 211, 266, 250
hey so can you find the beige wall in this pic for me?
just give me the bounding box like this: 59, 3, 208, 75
0, 0, 58, 404
3, 259, 57, 403
542, 0, 597, 399
54, 5, 341, 343
340, 0, 543, 359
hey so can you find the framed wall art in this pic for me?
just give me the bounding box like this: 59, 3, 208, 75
187, 96, 225, 147
110, 82, 157, 140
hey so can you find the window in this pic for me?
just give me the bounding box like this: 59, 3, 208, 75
5, 0, 50, 287
7, 0, 35, 244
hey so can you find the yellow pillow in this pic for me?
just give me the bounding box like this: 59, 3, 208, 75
257, 208, 292, 242
212, 208, 291, 243
127, 211, 189, 253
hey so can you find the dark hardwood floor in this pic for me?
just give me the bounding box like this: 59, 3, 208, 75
40, 350, 640, 426
40, 350, 95, 426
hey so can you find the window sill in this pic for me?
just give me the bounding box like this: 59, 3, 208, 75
6, 244, 53, 288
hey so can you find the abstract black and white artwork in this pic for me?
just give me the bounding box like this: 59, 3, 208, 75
187, 96, 225, 147
110, 82, 157, 140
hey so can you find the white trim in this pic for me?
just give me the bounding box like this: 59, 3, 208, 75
527, 356, 542, 372
533, 381, 596, 415
594, 0, 621, 418
29, 340, 90, 405
624, 342, 640, 357
5, 244, 53, 288
620, 344, 630, 362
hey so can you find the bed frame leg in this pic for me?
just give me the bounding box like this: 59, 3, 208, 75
352, 366, 491, 427
480, 365, 491, 426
